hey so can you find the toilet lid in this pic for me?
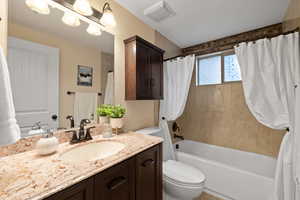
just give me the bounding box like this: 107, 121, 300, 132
163, 160, 205, 186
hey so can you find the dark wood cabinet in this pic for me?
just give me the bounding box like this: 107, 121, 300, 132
44, 144, 162, 200
94, 158, 135, 200
44, 177, 94, 200
136, 145, 162, 200
124, 36, 165, 100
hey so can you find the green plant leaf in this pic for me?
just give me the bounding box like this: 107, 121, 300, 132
107, 105, 126, 118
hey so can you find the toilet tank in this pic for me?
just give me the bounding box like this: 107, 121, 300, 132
135, 127, 163, 138
136, 126, 175, 161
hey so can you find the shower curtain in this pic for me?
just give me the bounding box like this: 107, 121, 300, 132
104, 72, 114, 105
159, 55, 195, 161
234, 32, 300, 200
0, 47, 20, 145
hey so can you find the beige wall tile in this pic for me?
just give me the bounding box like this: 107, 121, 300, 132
283, 0, 300, 31
177, 75, 285, 157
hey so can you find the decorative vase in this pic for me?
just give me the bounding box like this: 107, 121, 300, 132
99, 116, 109, 124
110, 118, 124, 129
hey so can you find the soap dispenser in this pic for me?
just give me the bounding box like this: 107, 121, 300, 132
36, 129, 59, 156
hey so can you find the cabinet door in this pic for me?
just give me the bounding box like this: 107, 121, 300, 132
136, 42, 152, 99
136, 144, 162, 200
150, 49, 163, 99
94, 158, 135, 200
44, 177, 93, 200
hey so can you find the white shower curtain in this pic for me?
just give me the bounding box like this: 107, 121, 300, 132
0, 47, 20, 146
234, 32, 300, 200
104, 72, 114, 105
159, 55, 195, 161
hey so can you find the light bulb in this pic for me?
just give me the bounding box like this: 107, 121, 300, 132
73, 0, 93, 16
62, 12, 80, 27
25, 0, 50, 15
87, 24, 102, 36
100, 5, 116, 27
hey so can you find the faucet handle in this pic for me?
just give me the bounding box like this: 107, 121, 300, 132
80, 119, 91, 127
32, 121, 42, 130
66, 130, 78, 144
85, 126, 95, 141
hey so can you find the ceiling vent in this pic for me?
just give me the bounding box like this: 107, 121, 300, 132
144, 1, 175, 22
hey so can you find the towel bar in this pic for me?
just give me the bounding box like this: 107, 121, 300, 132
67, 91, 102, 96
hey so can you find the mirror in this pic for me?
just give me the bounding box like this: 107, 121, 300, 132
8, 0, 114, 137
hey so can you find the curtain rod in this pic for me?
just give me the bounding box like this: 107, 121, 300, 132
235, 28, 300, 47
164, 28, 300, 62
163, 55, 185, 62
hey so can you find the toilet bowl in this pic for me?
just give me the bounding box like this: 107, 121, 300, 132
136, 127, 206, 200
163, 160, 205, 200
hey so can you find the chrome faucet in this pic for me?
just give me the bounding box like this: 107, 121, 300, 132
32, 121, 42, 130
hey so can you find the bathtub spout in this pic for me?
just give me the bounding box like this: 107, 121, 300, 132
174, 134, 184, 140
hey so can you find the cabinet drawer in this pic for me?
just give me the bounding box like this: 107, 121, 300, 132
135, 144, 162, 200
94, 158, 135, 200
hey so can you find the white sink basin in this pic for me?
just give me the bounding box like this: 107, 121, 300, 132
59, 141, 125, 162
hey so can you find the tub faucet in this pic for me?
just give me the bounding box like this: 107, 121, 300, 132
174, 134, 184, 140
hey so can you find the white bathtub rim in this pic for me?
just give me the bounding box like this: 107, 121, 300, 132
176, 151, 274, 182
176, 140, 276, 161
175, 140, 276, 179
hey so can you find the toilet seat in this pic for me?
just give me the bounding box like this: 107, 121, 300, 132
163, 160, 206, 188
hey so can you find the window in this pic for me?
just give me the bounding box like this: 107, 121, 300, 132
224, 54, 241, 82
197, 56, 221, 85
196, 52, 241, 86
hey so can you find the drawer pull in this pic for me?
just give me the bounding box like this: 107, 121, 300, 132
142, 159, 154, 167
107, 176, 126, 190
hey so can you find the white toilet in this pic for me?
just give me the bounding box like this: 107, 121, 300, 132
136, 127, 205, 200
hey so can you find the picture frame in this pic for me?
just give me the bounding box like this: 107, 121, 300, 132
77, 65, 93, 87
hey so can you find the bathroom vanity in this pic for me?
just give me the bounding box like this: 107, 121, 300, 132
45, 144, 162, 200
0, 133, 163, 200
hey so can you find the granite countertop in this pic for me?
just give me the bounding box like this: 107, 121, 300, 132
0, 132, 163, 200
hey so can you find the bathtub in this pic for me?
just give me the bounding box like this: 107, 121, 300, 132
175, 140, 277, 200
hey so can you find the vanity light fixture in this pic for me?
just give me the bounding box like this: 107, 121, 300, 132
62, 12, 81, 27
87, 23, 102, 36
100, 2, 116, 27
26, 0, 116, 37
25, 0, 50, 15
73, 0, 93, 16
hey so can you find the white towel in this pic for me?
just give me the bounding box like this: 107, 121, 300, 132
74, 92, 98, 126
104, 72, 114, 105
0, 47, 20, 146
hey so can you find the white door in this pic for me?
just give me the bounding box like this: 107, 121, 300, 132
7, 37, 59, 137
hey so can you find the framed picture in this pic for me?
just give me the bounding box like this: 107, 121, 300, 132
77, 65, 93, 86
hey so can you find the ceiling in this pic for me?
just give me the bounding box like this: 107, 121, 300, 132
9, 0, 114, 54
115, 0, 290, 48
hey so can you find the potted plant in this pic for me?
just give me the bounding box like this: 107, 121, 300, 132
96, 104, 112, 124
108, 105, 126, 129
